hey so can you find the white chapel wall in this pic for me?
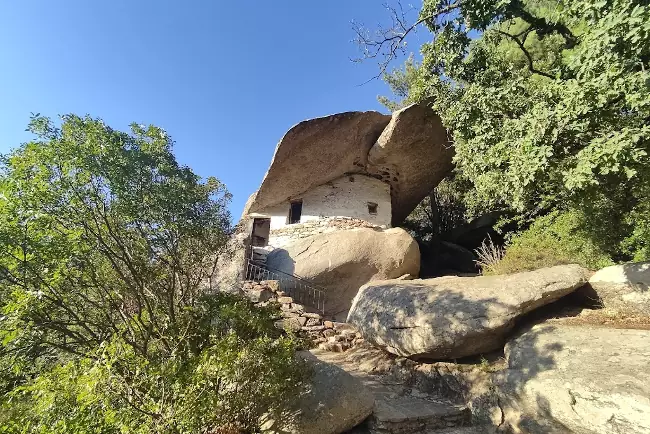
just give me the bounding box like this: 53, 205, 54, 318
252, 174, 392, 231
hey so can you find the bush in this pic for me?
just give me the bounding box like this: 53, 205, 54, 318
483, 211, 614, 275
2, 293, 306, 434
0, 115, 305, 433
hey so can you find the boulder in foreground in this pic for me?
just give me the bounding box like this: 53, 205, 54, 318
347, 265, 587, 359
264, 351, 374, 434
499, 324, 650, 434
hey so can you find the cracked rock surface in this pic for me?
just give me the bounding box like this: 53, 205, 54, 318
499, 323, 650, 434
347, 265, 588, 360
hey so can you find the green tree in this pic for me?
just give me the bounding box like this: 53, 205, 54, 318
360, 0, 650, 261
0, 115, 304, 432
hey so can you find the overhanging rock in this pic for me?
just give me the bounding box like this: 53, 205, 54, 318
247, 111, 391, 214
245, 104, 454, 225
368, 104, 454, 225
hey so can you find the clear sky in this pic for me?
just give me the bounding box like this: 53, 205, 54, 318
0, 1, 425, 219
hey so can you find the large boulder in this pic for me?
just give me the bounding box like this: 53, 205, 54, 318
265, 351, 374, 434
246, 104, 455, 226
589, 261, 650, 316
347, 265, 588, 360
499, 324, 650, 434
247, 111, 390, 214
368, 104, 454, 225
265, 227, 420, 320
211, 220, 252, 293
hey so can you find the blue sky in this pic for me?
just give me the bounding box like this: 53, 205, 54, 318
0, 1, 425, 219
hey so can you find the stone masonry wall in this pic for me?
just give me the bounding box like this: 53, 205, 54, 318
268, 216, 384, 248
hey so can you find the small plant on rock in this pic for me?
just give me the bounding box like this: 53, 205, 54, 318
475, 235, 505, 275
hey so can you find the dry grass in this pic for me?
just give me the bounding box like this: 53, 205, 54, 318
548, 307, 650, 330
474, 235, 505, 274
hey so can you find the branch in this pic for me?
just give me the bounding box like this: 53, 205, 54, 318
509, 0, 578, 49
495, 29, 555, 79
352, 0, 461, 83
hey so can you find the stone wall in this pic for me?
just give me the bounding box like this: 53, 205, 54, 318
252, 174, 392, 231
268, 216, 384, 248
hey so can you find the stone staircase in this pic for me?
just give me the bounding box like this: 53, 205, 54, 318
245, 251, 328, 315
311, 350, 494, 434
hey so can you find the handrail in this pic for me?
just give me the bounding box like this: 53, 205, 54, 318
245, 258, 326, 314
248, 248, 329, 291
258, 262, 330, 293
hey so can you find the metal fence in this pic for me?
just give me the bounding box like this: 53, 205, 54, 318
245, 259, 326, 314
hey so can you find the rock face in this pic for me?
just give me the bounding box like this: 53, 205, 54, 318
265, 227, 420, 320
368, 104, 454, 225
212, 226, 251, 293
247, 111, 391, 214
589, 261, 650, 315
347, 265, 588, 360
246, 104, 454, 226
500, 324, 650, 434
267, 351, 374, 434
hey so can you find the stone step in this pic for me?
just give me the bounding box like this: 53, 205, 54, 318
368, 397, 471, 434
348, 420, 489, 434
312, 349, 473, 434
427, 427, 495, 434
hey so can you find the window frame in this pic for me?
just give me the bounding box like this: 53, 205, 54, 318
288, 200, 303, 224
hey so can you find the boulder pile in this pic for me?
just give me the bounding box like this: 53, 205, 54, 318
327, 262, 650, 433
312, 323, 364, 353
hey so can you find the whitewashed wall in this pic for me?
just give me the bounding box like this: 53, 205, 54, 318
251, 174, 392, 229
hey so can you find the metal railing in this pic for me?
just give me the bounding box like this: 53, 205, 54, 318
245, 259, 326, 314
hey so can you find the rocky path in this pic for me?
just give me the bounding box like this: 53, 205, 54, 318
310, 349, 485, 434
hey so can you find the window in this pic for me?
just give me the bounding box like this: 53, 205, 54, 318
367, 202, 378, 215
289, 200, 303, 224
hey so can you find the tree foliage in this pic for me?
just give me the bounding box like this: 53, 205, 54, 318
364, 0, 650, 261
0, 115, 304, 432
401, 177, 469, 243
482, 210, 614, 274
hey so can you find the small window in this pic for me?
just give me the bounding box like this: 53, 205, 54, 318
289, 200, 303, 224
367, 202, 378, 215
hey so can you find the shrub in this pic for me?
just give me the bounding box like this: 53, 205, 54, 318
474, 235, 505, 272
484, 211, 614, 275
2, 294, 306, 434
0, 115, 305, 432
